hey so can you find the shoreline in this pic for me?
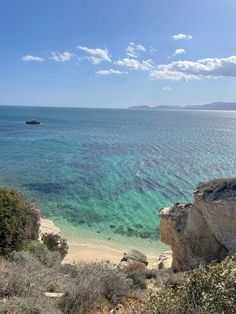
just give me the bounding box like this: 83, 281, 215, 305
40, 218, 160, 265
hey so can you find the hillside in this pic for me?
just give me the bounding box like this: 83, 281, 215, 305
129, 102, 236, 110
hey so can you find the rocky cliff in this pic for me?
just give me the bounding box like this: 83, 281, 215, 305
160, 178, 236, 271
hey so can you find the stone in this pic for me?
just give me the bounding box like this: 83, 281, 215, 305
121, 249, 148, 265
159, 178, 236, 271
118, 249, 148, 271
157, 251, 172, 270
44, 292, 64, 298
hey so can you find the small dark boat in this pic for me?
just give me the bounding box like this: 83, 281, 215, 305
26, 119, 41, 125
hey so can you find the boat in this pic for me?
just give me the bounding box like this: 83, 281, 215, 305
25, 119, 41, 125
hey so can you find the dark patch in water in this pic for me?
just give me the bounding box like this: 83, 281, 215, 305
135, 177, 161, 192
23, 182, 65, 194
112, 224, 159, 240
122, 176, 161, 193
51, 204, 107, 225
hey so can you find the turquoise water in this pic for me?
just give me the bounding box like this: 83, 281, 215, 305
1, 106, 236, 251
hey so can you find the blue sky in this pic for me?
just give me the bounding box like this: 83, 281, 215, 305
1, 0, 236, 108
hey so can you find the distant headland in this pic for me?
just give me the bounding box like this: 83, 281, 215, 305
128, 102, 236, 110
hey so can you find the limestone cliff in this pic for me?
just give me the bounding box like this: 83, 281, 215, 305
160, 178, 236, 271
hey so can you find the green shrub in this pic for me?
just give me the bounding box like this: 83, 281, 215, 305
42, 233, 68, 259
60, 262, 131, 314
21, 240, 61, 268
21, 241, 51, 266
185, 255, 236, 313
0, 188, 39, 256
0, 296, 61, 314
142, 255, 236, 314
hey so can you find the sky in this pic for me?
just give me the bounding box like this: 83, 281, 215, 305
1, 0, 236, 108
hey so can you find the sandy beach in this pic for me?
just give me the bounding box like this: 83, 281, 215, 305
64, 243, 123, 264
40, 218, 158, 265
64, 239, 158, 266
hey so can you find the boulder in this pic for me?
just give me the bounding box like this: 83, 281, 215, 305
121, 249, 148, 265
157, 251, 172, 270
118, 249, 148, 270
160, 178, 236, 271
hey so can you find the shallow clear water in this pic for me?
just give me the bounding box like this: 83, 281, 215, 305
1, 106, 236, 251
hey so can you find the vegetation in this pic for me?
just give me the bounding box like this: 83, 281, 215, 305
142, 255, 236, 314
0, 296, 61, 314
0, 188, 39, 256
197, 177, 236, 201
22, 240, 62, 267
0, 253, 133, 314
0, 251, 68, 299
42, 233, 68, 260
0, 187, 236, 313
60, 262, 131, 313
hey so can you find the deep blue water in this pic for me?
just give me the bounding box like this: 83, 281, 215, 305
1, 106, 236, 250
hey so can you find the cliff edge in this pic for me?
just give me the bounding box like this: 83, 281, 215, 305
160, 178, 236, 271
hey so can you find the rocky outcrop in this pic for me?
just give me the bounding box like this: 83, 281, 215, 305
39, 218, 60, 241
160, 178, 236, 271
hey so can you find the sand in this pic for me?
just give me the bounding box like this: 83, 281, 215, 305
40, 218, 158, 265
64, 243, 123, 264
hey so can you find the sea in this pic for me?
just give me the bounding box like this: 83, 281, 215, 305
1, 106, 236, 253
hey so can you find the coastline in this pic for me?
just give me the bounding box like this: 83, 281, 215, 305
40, 218, 161, 265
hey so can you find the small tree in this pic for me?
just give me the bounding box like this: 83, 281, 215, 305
0, 188, 40, 256
42, 233, 68, 259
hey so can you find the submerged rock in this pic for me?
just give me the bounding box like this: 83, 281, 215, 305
160, 178, 236, 271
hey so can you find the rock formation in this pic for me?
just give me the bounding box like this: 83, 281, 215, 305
39, 218, 60, 241
160, 178, 236, 271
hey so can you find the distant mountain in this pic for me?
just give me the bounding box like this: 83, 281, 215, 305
197, 102, 236, 110
128, 105, 151, 109
128, 102, 236, 110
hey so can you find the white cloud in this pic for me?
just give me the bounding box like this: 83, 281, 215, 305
150, 55, 236, 81
126, 42, 146, 58
50, 51, 74, 62
96, 69, 128, 75
22, 55, 44, 62
171, 33, 192, 40
78, 46, 111, 64
150, 69, 199, 81
150, 47, 158, 54
162, 86, 172, 91
174, 48, 186, 56
115, 58, 153, 71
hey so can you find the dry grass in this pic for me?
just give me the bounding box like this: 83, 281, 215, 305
0, 296, 61, 314
60, 262, 131, 314
0, 252, 69, 299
